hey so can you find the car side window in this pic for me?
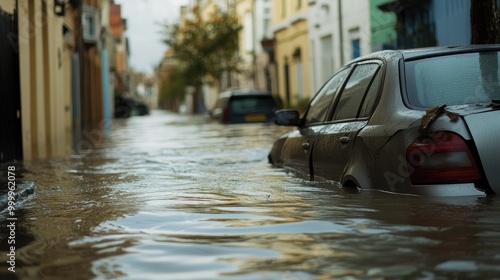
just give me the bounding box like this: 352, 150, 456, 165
304, 68, 350, 125
331, 63, 380, 121
358, 67, 382, 118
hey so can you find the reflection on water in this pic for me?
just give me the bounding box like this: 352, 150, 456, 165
1, 111, 500, 279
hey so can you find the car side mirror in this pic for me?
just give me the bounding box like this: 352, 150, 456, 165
275, 109, 301, 126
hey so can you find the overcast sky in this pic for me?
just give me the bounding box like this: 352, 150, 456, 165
115, 0, 189, 75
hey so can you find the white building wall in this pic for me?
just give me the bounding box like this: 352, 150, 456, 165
255, 0, 273, 52
244, 11, 254, 54
308, 0, 371, 94
236, 0, 272, 89
341, 0, 371, 61
254, 0, 272, 90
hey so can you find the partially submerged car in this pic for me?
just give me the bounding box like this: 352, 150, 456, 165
210, 89, 280, 124
269, 45, 500, 196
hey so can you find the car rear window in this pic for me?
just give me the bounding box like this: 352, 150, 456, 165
229, 96, 277, 114
405, 51, 500, 108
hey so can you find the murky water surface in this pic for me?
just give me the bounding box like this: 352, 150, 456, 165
2, 111, 500, 279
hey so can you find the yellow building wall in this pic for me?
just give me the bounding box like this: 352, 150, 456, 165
272, 0, 307, 25
0, 0, 15, 13
272, 0, 310, 106
49, 1, 67, 158
18, 0, 71, 160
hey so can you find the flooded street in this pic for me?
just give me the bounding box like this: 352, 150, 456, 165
2, 110, 500, 279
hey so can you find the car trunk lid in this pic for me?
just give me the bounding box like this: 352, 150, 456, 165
463, 109, 500, 193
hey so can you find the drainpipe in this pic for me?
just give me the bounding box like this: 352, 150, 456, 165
338, 0, 344, 65
101, 29, 111, 134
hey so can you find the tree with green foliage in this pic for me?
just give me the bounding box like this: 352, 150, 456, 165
162, 7, 241, 114
159, 67, 187, 112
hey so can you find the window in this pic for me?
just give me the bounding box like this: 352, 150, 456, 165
82, 5, 99, 43
349, 28, 361, 59
264, 18, 271, 38
351, 39, 360, 59
405, 52, 500, 107
304, 68, 350, 125
229, 96, 277, 114
332, 64, 380, 121
359, 67, 383, 118
263, 6, 272, 38
321, 35, 334, 83
292, 48, 303, 100
244, 11, 253, 52
294, 59, 304, 98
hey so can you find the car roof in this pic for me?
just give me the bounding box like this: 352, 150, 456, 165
398, 45, 500, 61
349, 44, 500, 65
401, 45, 500, 60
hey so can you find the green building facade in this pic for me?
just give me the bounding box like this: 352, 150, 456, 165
370, 0, 397, 51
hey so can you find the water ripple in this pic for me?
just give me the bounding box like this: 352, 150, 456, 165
3, 111, 500, 280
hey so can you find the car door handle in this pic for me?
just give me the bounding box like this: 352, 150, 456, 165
302, 143, 310, 149
340, 136, 350, 144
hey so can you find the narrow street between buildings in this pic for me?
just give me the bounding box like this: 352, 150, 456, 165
1, 111, 500, 279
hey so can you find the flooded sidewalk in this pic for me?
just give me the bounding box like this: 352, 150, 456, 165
1, 111, 500, 279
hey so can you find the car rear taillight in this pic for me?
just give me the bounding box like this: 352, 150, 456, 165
406, 132, 482, 184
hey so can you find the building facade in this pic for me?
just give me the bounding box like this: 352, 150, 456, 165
235, 0, 273, 92
9, 0, 77, 160
370, 0, 397, 51
0, 0, 125, 161
377, 0, 499, 48
0, 0, 22, 161
308, 0, 372, 94
272, 0, 311, 107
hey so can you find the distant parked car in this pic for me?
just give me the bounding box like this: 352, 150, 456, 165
210, 89, 280, 124
135, 102, 150, 116
114, 96, 136, 118
269, 45, 500, 196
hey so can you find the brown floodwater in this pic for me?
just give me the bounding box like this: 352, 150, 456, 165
1, 110, 500, 279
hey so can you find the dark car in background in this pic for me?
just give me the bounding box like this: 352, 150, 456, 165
269, 45, 500, 197
210, 89, 280, 124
